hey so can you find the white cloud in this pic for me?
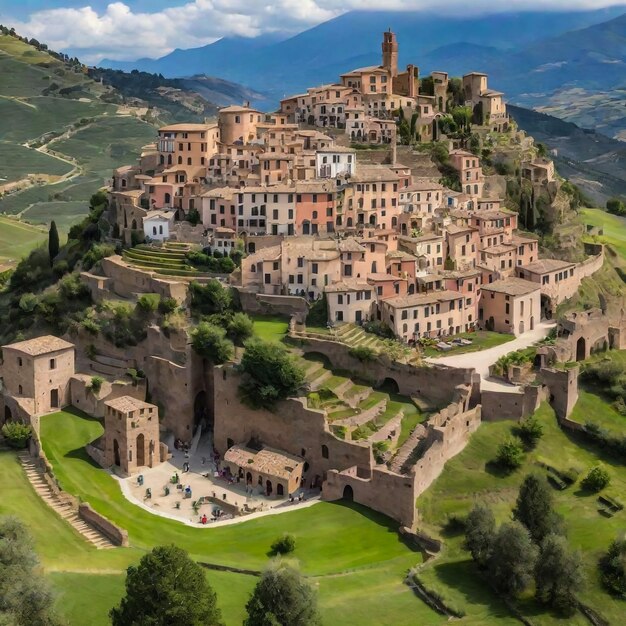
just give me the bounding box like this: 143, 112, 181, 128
7, 0, 626, 63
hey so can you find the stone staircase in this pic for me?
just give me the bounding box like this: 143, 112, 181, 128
19, 453, 115, 549
388, 423, 429, 475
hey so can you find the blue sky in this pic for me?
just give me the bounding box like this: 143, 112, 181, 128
1, 1, 625, 64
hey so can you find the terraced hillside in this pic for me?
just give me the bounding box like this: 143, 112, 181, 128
122, 244, 225, 278
0, 34, 157, 264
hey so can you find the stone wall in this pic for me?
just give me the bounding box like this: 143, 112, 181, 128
481, 386, 545, 421
293, 335, 478, 408
238, 289, 309, 317
70, 375, 147, 418
323, 466, 418, 528
213, 366, 372, 486
78, 503, 129, 547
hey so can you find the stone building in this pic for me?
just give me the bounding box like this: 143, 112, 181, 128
479, 277, 540, 335
223, 444, 305, 497
103, 396, 163, 475
1, 336, 75, 421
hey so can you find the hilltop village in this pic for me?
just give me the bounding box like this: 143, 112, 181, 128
0, 32, 616, 533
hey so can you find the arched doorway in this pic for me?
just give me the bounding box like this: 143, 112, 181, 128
4, 406, 11, 422
113, 439, 121, 466
277, 484, 284, 496
530, 316, 535, 331
266, 480, 273, 496
194, 390, 212, 432
136, 433, 145, 466
576, 337, 586, 361
343, 485, 354, 501
246, 472, 252, 485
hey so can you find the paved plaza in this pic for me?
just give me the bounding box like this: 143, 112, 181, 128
117, 429, 319, 526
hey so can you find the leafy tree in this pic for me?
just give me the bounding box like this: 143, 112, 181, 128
606, 198, 626, 216
581, 465, 610, 492
514, 474, 562, 544
239, 339, 305, 409
48, 220, 59, 266
495, 437, 524, 471
18, 293, 38, 313
189, 280, 233, 316
535, 534, 585, 615
599, 537, 626, 597
110, 545, 223, 626
0, 516, 61, 625
228, 312, 254, 347
158, 297, 178, 315
451, 106, 472, 133
488, 522, 538, 596
244, 561, 320, 626
190, 323, 234, 364
307, 294, 328, 327
1, 422, 32, 449
517, 416, 543, 449
464, 503, 496, 568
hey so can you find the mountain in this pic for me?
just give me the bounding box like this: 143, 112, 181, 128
509, 104, 626, 205
101, 7, 626, 99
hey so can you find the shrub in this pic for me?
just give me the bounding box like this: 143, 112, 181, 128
158, 297, 178, 315
90, 375, 104, 394
372, 440, 390, 464
1, 421, 32, 449
582, 466, 610, 493
495, 437, 525, 471
349, 345, 377, 362
516, 416, 543, 449
190, 322, 234, 365
270, 533, 296, 555
362, 320, 394, 339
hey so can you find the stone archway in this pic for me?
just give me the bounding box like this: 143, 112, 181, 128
576, 337, 586, 361
343, 485, 354, 501
266, 480, 273, 496
380, 377, 400, 394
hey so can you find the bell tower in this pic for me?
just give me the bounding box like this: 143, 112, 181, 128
382, 29, 398, 78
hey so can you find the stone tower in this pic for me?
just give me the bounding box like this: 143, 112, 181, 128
382, 30, 398, 78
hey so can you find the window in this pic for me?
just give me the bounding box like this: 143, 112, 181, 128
321, 444, 329, 459
312, 263, 318, 274
18, 385, 22, 394
18, 357, 22, 367
50, 358, 56, 370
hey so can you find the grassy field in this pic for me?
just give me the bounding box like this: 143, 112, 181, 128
0, 142, 72, 183
415, 397, 626, 625
0, 214, 47, 264
581, 208, 626, 260
12, 407, 440, 625
0, 36, 156, 263
250, 314, 290, 343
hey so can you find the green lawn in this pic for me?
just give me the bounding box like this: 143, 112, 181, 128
422, 331, 514, 358
581, 208, 626, 260
16, 407, 440, 625
570, 388, 626, 436
415, 400, 626, 625
250, 314, 289, 343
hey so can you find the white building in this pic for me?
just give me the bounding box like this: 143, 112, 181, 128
316, 147, 356, 179
143, 210, 174, 242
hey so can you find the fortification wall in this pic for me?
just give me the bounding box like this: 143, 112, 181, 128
324, 466, 418, 528
213, 366, 372, 485
70, 375, 146, 418
481, 385, 545, 421
539, 366, 579, 420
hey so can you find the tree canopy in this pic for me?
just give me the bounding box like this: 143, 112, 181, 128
239, 339, 305, 409
110, 545, 223, 626
244, 561, 320, 626
48, 221, 59, 266
513, 473, 562, 544
190, 322, 234, 364
0, 516, 61, 626
464, 503, 495, 569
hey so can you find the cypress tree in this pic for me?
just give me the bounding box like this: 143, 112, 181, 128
48, 220, 59, 266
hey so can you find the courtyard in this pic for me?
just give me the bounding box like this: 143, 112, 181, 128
121, 429, 317, 526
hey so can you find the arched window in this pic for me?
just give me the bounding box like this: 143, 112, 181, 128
167, 155, 172, 165
321, 444, 329, 459
153, 226, 157, 235
160, 154, 165, 165
164, 193, 171, 205
159, 225, 163, 235
177, 156, 182, 165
